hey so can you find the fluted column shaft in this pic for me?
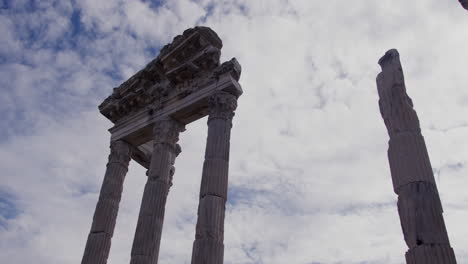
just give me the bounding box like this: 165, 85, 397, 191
82, 140, 131, 264
191, 91, 238, 264
377, 49, 456, 264
130, 118, 185, 264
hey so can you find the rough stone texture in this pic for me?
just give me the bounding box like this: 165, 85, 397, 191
377, 49, 456, 264
130, 118, 185, 264
83, 26, 243, 264
82, 140, 131, 264
98, 27, 241, 125
460, 0, 468, 10
406, 244, 457, 264
191, 91, 239, 264
98, 26, 242, 170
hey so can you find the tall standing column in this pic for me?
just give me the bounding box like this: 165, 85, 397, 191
191, 91, 238, 264
130, 118, 185, 264
377, 49, 456, 264
82, 140, 131, 264
459, 0, 468, 10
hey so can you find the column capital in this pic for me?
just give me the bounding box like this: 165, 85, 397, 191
82, 139, 130, 264
208, 91, 238, 123
153, 118, 185, 153
108, 140, 131, 167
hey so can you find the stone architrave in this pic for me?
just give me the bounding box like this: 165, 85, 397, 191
82, 26, 243, 264
130, 118, 185, 264
81, 140, 131, 264
191, 91, 239, 264
460, 0, 468, 10
376, 49, 457, 264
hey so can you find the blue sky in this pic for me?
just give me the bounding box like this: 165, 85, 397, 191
1, 0, 468, 263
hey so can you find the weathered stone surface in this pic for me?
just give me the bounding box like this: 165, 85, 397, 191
191, 91, 238, 264
191, 239, 224, 264
99, 27, 240, 125
406, 244, 457, 264
130, 118, 184, 264
109, 71, 242, 144
377, 49, 456, 264
199, 158, 230, 199
98, 26, 242, 173
82, 233, 112, 264
387, 133, 435, 192
376, 50, 420, 138
398, 182, 449, 248
460, 0, 468, 10
84, 26, 243, 264
82, 140, 131, 264
195, 195, 225, 241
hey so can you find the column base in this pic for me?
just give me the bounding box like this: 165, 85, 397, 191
191, 239, 224, 264
405, 244, 457, 264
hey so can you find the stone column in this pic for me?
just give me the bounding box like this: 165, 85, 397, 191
191, 91, 238, 264
376, 49, 457, 264
82, 140, 131, 264
130, 118, 185, 264
460, 0, 468, 10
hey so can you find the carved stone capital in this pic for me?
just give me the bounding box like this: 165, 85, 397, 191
208, 91, 237, 123
153, 118, 185, 151
108, 140, 131, 167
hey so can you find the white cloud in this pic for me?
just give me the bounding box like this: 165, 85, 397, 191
0, 0, 467, 263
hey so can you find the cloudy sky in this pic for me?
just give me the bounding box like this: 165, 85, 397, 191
1, 0, 468, 263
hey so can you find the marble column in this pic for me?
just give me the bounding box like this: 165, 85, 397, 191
191, 91, 238, 264
82, 140, 131, 264
130, 118, 185, 264
377, 49, 456, 264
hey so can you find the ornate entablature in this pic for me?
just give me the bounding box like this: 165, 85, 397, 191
98, 26, 242, 169
99, 26, 241, 124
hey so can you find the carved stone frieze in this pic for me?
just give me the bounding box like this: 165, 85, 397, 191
377, 49, 457, 264
99, 66, 169, 123
460, 0, 468, 10
208, 91, 238, 123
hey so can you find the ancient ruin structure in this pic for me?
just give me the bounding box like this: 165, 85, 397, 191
81, 26, 242, 264
377, 49, 457, 264
460, 0, 468, 10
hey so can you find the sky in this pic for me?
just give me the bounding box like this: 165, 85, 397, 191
0, 0, 467, 263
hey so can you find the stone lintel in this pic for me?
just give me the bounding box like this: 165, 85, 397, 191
128, 143, 151, 169
109, 73, 241, 144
